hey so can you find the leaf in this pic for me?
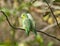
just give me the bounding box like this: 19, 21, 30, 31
54, 10, 60, 15
35, 34, 44, 46
0, 8, 11, 24
48, 17, 54, 24
43, 0, 55, 4
33, 1, 44, 7
0, 8, 10, 16
55, 0, 60, 2
43, 15, 49, 21
18, 42, 26, 46
0, 15, 5, 24
47, 41, 54, 46
17, 2, 32, 11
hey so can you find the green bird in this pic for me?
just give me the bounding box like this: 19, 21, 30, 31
21, 12, 37, 36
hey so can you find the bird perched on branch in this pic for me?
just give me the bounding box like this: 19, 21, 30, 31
21, 12, 37, 36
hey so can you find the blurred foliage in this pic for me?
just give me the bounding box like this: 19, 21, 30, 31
0, 15, 5, 24
0, 8, 10, 16
47, 42, 54, 46
35, 34, 44, 46
43, 10, 60, 24
17, 2, 32, 11
55, 0, 60, 2
19, 34, 54, 46
0, 8, 11, 24
0, 0, 60, 46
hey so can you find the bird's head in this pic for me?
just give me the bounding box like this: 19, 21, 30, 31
21, 13, 28, 19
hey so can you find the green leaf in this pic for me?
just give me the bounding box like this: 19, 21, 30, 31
0, 8, 10, 16
17, 2, 32, 11
0, 15, 5, 24
35, 34, 44, 46
47, 41, 54, 46
55, 0, 60, 2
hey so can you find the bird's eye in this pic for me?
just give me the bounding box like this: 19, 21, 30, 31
23, 15, 24, 16
22, 15, 25, 17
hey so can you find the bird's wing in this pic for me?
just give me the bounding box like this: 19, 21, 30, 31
27, 13, 33, 20
27, 14, 37, 35
24, 18, 32, 35
27, 13, 35, 27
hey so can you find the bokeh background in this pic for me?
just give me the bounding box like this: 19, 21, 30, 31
0, 0, 60, 46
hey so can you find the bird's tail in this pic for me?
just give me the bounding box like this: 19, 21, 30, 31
25, 29, 30, 36
33, 29, 37, 36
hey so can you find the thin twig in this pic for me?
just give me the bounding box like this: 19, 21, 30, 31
20, 22, 60, 42
37, 29, 60, 41
0, 11, 24, 30
40, 21, 60, 32
44, 0, 60, 28
32, 0, 37, 3
0, 11, 60, 41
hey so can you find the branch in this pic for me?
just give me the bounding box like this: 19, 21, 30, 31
44, 0, 60, 28
0, 11, 24, 30
0, 11, 60, 41
31, 0, 37, 4
37, 29, 60, 41
40, 21, 60, 32
20, 22, 60, 42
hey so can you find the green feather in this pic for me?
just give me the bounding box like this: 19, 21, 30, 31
24, 18, 31, 35
21, 13, 37, 36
